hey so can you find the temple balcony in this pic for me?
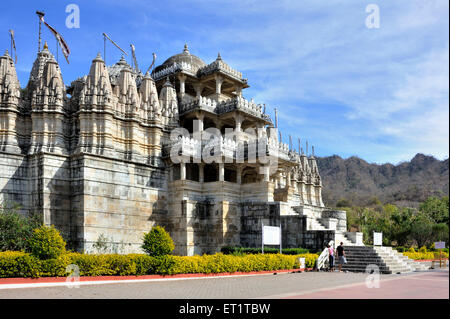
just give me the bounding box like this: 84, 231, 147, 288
162, 134, 304, 166
179, 95, 272, 123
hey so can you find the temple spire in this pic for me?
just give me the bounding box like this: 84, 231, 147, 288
183, 43, 189, 54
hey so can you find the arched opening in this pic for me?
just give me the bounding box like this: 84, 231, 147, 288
224, 167, 237, 183
186, 163, 199, 181
203, 117, 217, 130
182, 117, 194, 134
242, 166, 259, 184
204, 163, 218, 182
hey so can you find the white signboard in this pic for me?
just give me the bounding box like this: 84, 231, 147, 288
298, 257, 306, 269
435, 242, 446, 249
263, 225, 281, 245
373, 232, 383, 246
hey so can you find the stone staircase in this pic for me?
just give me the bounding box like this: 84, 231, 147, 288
373, 246, 428, 272
334, 231, 356, 246
340, 246, 392, 274
339, 246, 427, 274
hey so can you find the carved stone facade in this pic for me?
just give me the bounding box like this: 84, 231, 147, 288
0, 44, 362, 255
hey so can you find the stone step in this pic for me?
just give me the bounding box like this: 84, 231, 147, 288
341, 269, 391, 274
342, 246, 419, 274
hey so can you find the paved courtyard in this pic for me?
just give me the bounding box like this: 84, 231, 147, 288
0, 269, 447, 299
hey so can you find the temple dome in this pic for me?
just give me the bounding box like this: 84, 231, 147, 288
156, 44, 206, 73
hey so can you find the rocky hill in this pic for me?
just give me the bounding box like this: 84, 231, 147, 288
316, 153, 449, 208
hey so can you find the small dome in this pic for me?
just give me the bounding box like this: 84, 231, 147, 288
155, 44, 206, 73
107, 56, 135, 86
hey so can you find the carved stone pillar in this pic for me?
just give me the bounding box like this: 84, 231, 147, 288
234, 83, 243, 97
219, 163, 224, 181
263, 166, 270, 182
199, 163, 204, 183
236, 166, 242, 184
214, 74, 224, 94
180, 162, 186, 180
193, 83, 204, 98
178, 73, 187, 95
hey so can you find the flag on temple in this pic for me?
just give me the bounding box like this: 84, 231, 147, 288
8, 29, 17, 64
40, 16, 71, 64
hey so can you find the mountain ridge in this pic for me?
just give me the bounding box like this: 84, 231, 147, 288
316, 153, 449, 207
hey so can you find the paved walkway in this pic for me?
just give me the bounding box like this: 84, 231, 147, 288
269, 270, 449, 299
0, 269, 447, 299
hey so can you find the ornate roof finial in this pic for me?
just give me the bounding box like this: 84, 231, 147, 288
217, 52, 222, 60
183, 43, 189, 54
3, 49, 10, 57
312, 145, 315, 157
164, 76, 172, 87
93, 52, 103, 62
43, 41, 48, 50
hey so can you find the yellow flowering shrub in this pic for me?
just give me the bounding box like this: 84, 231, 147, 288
0, 251, 319, 278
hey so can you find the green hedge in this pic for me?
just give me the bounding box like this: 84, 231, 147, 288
221, 246, 310, 255
0, 251, 318, 278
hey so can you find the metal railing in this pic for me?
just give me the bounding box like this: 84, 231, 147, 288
317, 240, 334, 270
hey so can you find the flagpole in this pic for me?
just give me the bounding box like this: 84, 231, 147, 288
104, 34, 106, 64
56, 37, 59, 63
36, 11, 45, 53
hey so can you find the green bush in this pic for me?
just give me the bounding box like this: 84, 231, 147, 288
221, 246, 309, 255
142, 226, 175, 257
27, 226, 66, 260
0, 203, 42, 252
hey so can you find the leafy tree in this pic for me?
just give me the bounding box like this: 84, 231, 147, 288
390, 208, 413, 246
410, 212, 434, 248
0, 202, 42, 251
432, 223, 449, 243
142, 226, 175, 257
336, 198, 352, 208
419, 196, 449, 225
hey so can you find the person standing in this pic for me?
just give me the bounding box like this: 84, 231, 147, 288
328, 244, 335, 272
337, 242, 346, 272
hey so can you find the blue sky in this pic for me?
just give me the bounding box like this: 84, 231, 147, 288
1, 0, 448, 164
